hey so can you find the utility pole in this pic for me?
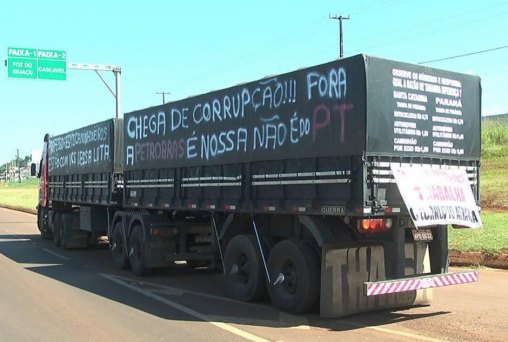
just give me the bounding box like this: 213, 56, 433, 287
329, 14, 350, 58
156, 91, 171, 104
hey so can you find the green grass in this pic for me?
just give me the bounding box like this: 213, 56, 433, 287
481, 156, 508, 209
0, 179, 38, 211
481, 121, 508, 210
482, 120, 508, 147
449, 211, 508, 254
459, 121, 508, 254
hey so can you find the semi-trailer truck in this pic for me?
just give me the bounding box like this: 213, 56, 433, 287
33, 54, 482, 317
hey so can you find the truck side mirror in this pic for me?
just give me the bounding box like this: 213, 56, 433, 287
30, 163, 38, 177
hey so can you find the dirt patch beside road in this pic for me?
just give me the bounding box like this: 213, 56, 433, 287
450, 250, 508, 270
0, 204, 36, 215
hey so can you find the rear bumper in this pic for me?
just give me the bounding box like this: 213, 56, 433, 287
364, 270, 479, 296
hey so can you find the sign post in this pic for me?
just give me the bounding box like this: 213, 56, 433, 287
67, 63, 122, 119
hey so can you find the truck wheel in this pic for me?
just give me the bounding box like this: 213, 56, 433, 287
224, 234, 266, 302
53, 213, 62, 247
37, 207, 43, 231
111, 222, 129, 269
41, 228, 52, 240
38, 207, 52, 240
128, 226, 152, 276
267, 239, 320, 314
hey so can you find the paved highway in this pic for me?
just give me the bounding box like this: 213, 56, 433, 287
0, 207, 506, 341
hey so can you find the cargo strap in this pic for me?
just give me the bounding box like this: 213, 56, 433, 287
211, 217, 226, 275
252, 219, 271, 284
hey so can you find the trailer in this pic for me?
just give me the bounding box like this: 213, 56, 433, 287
34, 54, 482, 317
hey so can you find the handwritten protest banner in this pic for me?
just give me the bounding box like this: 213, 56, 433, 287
391, 166, 482, 229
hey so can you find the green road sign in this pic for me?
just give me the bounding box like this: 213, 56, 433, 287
7, 57, 37, 79
8, 47, 37, 58
38, 59, 66, 80
37, 49, 66, 61
7, 47, 67, 80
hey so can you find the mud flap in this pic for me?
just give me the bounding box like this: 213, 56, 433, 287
320, 243, 432, 318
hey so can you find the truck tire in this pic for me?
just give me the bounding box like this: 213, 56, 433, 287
224, 234, 266, 302
38, 207, 52, 240
267, 239, 320, 314
128, 225, 152, 276
37, 207, 43, 231
111, 222, 129, 269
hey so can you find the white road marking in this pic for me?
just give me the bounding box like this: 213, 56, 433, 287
0, 238, 31, 242
101, 274, 440, 341
20, 263, 63, 268
207, 315, 280, 329
341, 319, 446, 342
0, 233, 30, 242
42, 248, 70, 261
100, 273, 272, 342
103, 274, 310, 329
149, 288, 186, 296
110, 274, 265, 306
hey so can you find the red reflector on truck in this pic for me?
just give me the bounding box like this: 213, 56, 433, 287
364, 270, 479, 296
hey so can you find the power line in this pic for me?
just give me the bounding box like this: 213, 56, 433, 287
418, 44, 508, 64
358, 8, 508, 52
353, 1, 508, 45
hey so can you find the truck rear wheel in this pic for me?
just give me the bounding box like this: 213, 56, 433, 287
111, 222, 129, 269
267, 239, 320, 314
224, 234, 266, 302
129, 225, 152, 276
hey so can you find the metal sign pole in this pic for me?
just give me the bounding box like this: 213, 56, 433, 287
67, 63, 122, 118
114, 68, 121, 119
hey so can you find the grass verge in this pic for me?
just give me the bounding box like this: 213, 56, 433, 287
449, 211, 508, 254
0, 179, 38, 211
481, 120, 508, 210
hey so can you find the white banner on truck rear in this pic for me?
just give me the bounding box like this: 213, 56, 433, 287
391, 166, 482, 229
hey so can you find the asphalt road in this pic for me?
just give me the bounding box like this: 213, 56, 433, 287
0, 207, 506, 342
